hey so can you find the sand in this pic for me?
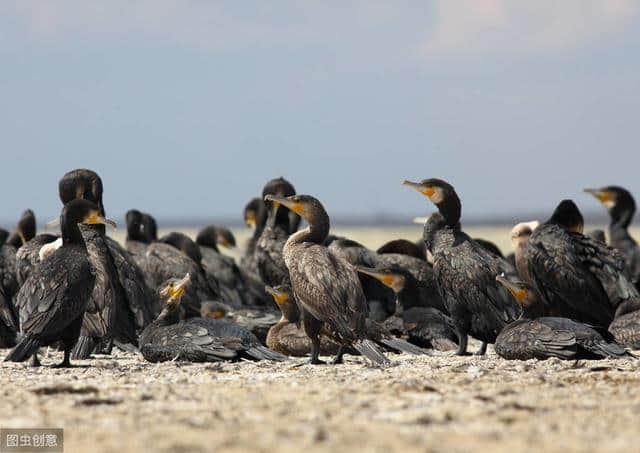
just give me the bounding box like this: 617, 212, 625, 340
1, 342, 639, 453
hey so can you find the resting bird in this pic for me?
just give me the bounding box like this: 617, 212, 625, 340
403, 178, 521, 355
584, 186, 640, 289
524, 199, 639, 328
495, 274, 628, 360
5, 200, 114, 367
139, 274, 286, 363
264, 193, 390, 366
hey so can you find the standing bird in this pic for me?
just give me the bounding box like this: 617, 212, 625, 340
403, 178, 521, 355
495, 274, 628, 360
255, 178, 297, 288
524, 199, 638, 328
584, 186, 640, 289
264, 194, 389, 365
6, 200, 114, 367
58, 169, 154, 357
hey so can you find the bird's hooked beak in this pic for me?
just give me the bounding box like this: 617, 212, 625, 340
403, 180, 435, 198
355, 266, 405, 292
160, 273, 191, 304
584, 188, 615, 207
264, 195, 306, 217
495, 274, 527, 303
83, 210, 117, 228
265, 285, 289, 305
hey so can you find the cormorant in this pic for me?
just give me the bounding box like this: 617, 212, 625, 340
58, 170, 155, 358
473, 238, 504, 258
255, 177, 297, 288
264, 193, 389, 366
15, 234, 59, 287
403, 178, 521, 355
1, 209, 37, 303
125, 209, 149, 258
609, 298, 640, 349
139, 274, 287, 363
524, 199, 638, 327
587, 229, 607, 244
5, 209, 36, 248
141, 212, 158, 242
200, 301, 279, 343
401, 307, 458, 351
584, 186, 640, 288
6, 200, 113, 367
196, 226, 247, 307
495, 274, 628, 360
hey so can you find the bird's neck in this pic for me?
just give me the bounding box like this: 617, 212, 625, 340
609, 205, 636, 244
435, 198, 462, 227
395, 279, 419, 314
286, 216, 329, 246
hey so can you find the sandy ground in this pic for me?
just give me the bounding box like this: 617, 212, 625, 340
1, 341, 639, 453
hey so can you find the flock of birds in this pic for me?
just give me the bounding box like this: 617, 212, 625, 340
0, 169, 639, 368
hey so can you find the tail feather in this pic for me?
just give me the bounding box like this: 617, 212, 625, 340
246, 345, 288, 362
71, 336, 97, 360
379, 338, 429, 355
4, 337, 40, 362
591, 340, 628, 358
353, 339, 390, 366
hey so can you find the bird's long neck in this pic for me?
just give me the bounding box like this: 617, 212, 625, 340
435, 196, 462, 227
286, 214, 329, 246
395, 277, 419, 315
609, 204, 636, 245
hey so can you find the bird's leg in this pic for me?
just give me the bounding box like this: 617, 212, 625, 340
304, 315, 326, 365
31, 353, 41, 367
455, 327, 471, 356
331, 346, 345, 365
53, 348, 72, 368
475, 342, 488, 356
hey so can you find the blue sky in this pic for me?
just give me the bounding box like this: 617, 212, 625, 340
1, 1, 639, 226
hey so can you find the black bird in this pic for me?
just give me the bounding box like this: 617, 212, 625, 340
473, 238, 504, 258
255, 177, 297, 287
524, 199, 638, 327
15, 234, 60, 287
265, 193, 390, 366
495, 274, 628, 360
584, 186, 640, 289
5, 209, 36, 248
196, 226, 247, 307
609, 298, 640, 349
403, 178, 521, 355
141, 212, 158, 242
143, 232, 219, 317
139, 274, 287, 363
125, 209, 149, 258
239, 197, 268, 278
58, 169, 155, 358
6, 200, 112, 367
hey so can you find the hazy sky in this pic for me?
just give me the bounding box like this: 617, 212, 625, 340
1, 1, 639, 226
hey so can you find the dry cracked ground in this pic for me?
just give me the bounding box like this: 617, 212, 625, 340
1, 340, 639, 453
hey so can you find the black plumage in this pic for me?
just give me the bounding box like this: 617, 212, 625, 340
404, 178, 521, 355
196, 226, 248, 307
142, 234, 218, 317
255, 177, 297, 288
266, 193, 390, 366
6, 200, 108, 367
200, 301, 279, 343
139, 275, 286, 363
524, 199, 638, 328
585, 186, 640, 289
15, 234, 59, 287
495, 274, 628, 360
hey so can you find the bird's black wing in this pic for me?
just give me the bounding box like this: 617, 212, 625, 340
17, 247, 94, 336
525, 224, 615, 326
255, 225, 291, 286
494, 319, 577, 360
